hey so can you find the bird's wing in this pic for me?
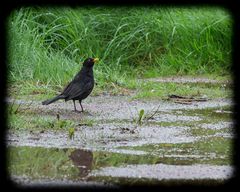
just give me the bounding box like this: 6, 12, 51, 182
61, 73, 80, 93
63, 80, 93, 100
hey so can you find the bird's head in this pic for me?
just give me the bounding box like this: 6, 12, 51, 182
82, 57, 99, 67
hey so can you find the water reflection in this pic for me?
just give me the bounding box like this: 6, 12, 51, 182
69, 149, 93, 178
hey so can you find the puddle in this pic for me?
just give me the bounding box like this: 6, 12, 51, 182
91, 163, 233, 180
8, 145, 233, 186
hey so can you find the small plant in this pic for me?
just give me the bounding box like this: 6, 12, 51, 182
54, 114, 75, 129
135, 104, 161, 126
137, 109, 145, 125
68, 127, 75, 140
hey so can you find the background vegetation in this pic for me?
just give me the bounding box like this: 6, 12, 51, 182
7, 6, 232, 97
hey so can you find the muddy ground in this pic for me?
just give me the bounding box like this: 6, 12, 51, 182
6, 77, 234, 186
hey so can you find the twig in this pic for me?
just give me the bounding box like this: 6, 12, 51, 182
173, 100, 193, 105
145, 103, 161, 121
168, 94, 208, 103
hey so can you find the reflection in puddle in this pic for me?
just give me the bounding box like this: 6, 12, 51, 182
69, 149, 93, 178
8, 147, 95, 184
8, 141, 233, 185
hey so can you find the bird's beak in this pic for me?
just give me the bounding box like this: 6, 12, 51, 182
93, 58, 99, 63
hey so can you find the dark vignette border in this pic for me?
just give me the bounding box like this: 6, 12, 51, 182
0, 0, 239, 191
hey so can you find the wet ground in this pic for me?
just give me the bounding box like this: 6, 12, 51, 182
145, 76, 232, 84
6, 93, 234, 186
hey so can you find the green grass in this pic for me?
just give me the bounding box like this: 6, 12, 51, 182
7, 6, 232, 97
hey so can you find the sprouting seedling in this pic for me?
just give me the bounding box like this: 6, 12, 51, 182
137, 109, 145, 125
68, 127, 75, 140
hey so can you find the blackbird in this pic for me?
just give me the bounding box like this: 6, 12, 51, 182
42, 57, 99, 112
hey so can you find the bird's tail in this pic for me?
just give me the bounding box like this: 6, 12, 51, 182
42, 95, 65, 105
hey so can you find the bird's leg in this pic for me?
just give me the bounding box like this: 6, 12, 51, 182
79, 100, 84, 112
73, 100, 77, 112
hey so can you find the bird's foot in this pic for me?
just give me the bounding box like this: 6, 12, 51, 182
73, 110, 92, 115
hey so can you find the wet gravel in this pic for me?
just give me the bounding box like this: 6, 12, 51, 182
6, 96, 231, 121
6, 95, 234, 183
6, 96, 233, 150
144, 76, 231, 84
6, 124, 196, 150
201, 122, 233, 130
